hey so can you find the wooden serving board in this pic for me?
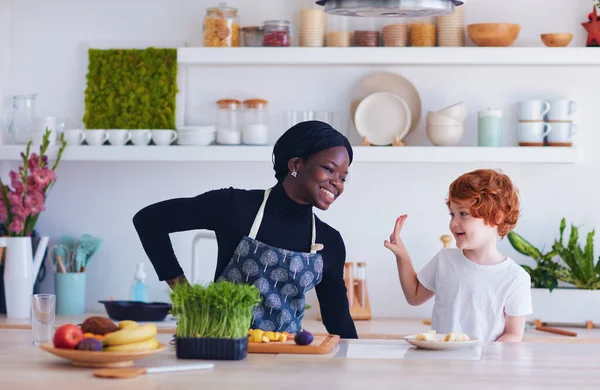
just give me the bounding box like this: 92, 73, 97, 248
248, 334, 340, 354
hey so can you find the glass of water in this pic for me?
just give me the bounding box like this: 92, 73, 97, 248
31, 294, 56, 346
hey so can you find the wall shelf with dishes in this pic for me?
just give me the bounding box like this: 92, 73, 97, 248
0, 145, 579, 164
177, 47, 600, 66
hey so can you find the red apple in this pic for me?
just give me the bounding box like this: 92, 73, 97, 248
53, 324, 84, 349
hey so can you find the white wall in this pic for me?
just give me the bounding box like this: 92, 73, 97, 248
2, 0, 599, 319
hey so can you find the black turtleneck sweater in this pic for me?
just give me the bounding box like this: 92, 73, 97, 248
132, 183, 358, 339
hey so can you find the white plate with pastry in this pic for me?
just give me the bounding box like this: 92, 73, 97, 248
404, 330, 479, 350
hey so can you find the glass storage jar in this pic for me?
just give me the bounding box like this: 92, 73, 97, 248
263, 20, 291, 47
241, 26, 264, 47
242, 99, 269, 145
203, 3, 240, 47
216, 99, 241, 144
326, 14, 351, 47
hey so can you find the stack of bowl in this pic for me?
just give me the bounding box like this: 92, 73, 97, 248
176, 126, 216, 146
425, 102, 466, 146
300, 9, 325, 47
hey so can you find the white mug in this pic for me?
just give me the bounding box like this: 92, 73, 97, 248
107, 129, 132, 146
85, 130, 109, 146
151, 130, 178, 145
63, 129, 85, 145
131, 130, 152, 146
518, 122, 551, 146
547, 122, 577, 146
517, 100, 550, 121
548, 99, 576, 121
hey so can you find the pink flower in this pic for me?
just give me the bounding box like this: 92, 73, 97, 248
27, 154, 40, 171
6, 191, 22, 208
0, 196, 7, 222
9, 171, 24, 194
24, 190, 45, 215
8, 217, 24, 235
31, 168, 55, 188
26, 176, 39, 192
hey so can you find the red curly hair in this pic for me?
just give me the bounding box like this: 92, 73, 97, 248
446, 169, 520, 238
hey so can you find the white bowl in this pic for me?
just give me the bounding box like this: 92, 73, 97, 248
178, 132, 215, 146
436, 102, 467, 122
426, 125, 464, 146
177, 125, 216, 134
426, 111, 462, 126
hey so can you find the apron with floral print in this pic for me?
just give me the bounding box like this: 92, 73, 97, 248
217, 188, 324, 333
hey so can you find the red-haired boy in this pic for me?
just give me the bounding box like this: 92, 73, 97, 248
384, 169, 532, 342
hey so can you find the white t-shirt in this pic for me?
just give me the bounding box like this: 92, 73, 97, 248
416, 248, 533, 342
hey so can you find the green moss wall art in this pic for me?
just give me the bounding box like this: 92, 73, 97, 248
83, 47, 178, 130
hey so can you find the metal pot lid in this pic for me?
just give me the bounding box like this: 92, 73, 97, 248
315, 0, 463, 18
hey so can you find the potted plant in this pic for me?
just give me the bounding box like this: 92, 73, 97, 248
170, 281, 261, 360
508, 218, 600, 323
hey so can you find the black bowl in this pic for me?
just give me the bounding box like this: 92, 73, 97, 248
98, 300, 172, 322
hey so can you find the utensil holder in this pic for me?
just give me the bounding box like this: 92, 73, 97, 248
55, 272, 86, 315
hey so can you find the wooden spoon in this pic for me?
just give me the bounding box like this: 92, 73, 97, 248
94, 363, 214, 379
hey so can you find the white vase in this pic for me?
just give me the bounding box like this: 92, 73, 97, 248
529, 288, 600, 323
0, 236, 49, 318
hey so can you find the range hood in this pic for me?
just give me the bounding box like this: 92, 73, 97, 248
315, 0, 463, 18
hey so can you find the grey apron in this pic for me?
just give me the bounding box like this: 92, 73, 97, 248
217, 188, 324, 333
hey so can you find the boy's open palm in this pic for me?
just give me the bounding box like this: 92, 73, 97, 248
384, 214, 409, 259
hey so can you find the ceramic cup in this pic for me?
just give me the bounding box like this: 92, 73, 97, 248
518, 122, 552, 146
547, 122, 577, 146
548, 99, 576, 121
107, 129, 132, 146
85, 130, 109, 146
151, 129, 178, 145
517, 100, 550, 121
131, 130, 152, 146
63, 129, 85, 145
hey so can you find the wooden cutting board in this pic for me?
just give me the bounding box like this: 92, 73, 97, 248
248, 334, 340, 354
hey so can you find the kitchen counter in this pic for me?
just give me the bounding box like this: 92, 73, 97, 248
3, 313, 600, 342
2, 329, 600, 389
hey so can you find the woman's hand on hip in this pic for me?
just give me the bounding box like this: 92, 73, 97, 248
384, 215, 409, 260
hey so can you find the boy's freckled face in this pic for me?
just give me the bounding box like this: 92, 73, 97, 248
448, 201, 498, 249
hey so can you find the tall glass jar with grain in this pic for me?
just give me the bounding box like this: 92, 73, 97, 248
326, 14, 351, 47
203, 3, 240, 47
216, 99, 241, 144
410, 17, 436, 47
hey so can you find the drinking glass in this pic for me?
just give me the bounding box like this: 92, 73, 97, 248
31, 294, 56, 346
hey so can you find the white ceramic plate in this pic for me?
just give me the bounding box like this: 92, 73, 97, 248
404, 335, 479, 350
354, 92, 412, 146
350, 72, 422, 138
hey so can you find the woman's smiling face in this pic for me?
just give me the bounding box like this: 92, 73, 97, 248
290, 146, 349, 210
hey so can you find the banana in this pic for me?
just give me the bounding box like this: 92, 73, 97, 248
102, 324, 157, 346
104, 337, 159, 352
118, 320, 138, 330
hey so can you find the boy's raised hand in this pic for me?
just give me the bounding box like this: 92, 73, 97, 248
384, 214, 409, 259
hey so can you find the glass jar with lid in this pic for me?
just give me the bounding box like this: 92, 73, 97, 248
203, 3, 240, 47
242, 99, 269, 145
263, 20, 291, 47
216, 99, 241, 144
241, 26, 264, 47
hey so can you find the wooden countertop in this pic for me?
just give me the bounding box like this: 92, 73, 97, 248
2, 329, 600, 389
3, 313, 600, 342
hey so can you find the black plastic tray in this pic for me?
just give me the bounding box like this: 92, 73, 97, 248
98, 300, 172, 322
176, 337, 248, 360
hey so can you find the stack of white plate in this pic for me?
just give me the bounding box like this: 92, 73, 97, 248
176, 126, 216, 146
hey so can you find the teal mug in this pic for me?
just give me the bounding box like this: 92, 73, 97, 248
55, 273, 86, 315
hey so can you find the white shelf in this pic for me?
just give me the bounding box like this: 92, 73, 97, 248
177, 47, 600, 66
0, 145, 579, 164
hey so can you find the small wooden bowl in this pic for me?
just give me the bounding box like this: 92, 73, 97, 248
40, 343, 165, 368
541, 33, 573, 47
467, 23, 520, 47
